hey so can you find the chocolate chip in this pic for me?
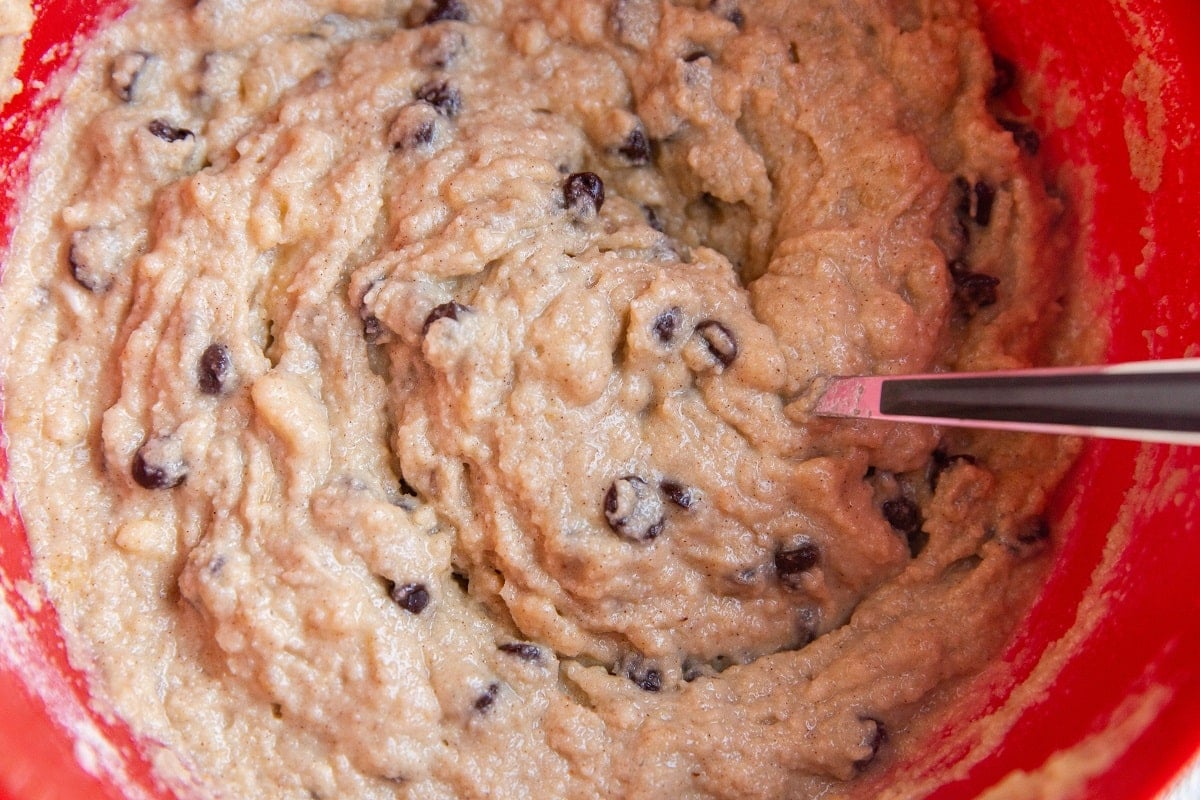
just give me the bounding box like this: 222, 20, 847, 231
473, 681, 500, 713
198, 343, 234, 395
1003, 517, 1051, 559
617, 126, 651, 166
1017, 517, 1051, 546
409, 120, 436, 147
1000, 119, 1041, 155
67, 245, 106, 292
947, 177, 972, 251
928, 449, 977, 490
618, 658, 663, 692
709, 0, 744, 28
953, 177, 997, 228
147, 118, 194, 143
906, 529, 929, 559
563, 172, 605, 217
953, 175, 972, 225
990, 54, 1017, 98
386, 581, 431, 614
420, 0, 469, 24
67, 227, 123, 293
949, 260, 1000, 313
634, 668, 662, 692
604, 476, 665, 542
956, 270, 1000, 310
415, 80, 462, 117
398, 475, 419, 497
973, 182, 996, 227
652, 306, 683, 344
110, 51, 150, 103
775, 540, 820, 589
642, 205, 664, 232
390, 102, 440, 151
854, 717, 888, 771
422, 301, 468, 335
132, 436, 187, 490
498, 642, 541, 661
660, 480, 697, 509
692, 320, 738, 369
882, 497, 921, 535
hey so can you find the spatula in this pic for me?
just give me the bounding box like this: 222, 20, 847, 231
811, 358, 1200, 445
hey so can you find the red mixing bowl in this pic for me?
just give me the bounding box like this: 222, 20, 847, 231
2, 1, 1199, 798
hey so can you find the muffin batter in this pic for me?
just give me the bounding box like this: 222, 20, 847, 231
0, 0, 31, 105
1, 0, 1083, 797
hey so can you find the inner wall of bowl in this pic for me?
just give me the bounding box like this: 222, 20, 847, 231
899, 0, 1200, 798
2, 7, 172, 800
2, 1, 1199, 799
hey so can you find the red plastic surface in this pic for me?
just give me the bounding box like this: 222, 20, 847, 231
2, 1, 1199, 799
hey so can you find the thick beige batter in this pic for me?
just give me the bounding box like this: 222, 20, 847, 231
0, 0, 31, 106
1, 0, 1087, 798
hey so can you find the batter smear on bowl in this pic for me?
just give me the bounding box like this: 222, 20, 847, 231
0, 0, 1092, 797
